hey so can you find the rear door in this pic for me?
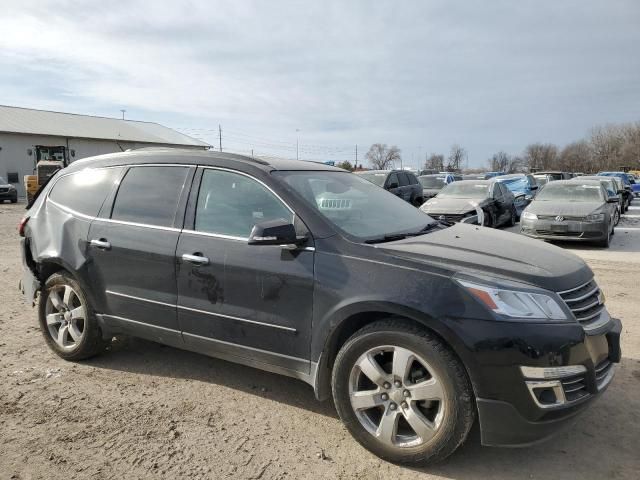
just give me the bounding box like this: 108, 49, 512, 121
176, 167, 314, 375
385, 172, 402, 198
87, 164, 194, 346
398, 172, 411, 201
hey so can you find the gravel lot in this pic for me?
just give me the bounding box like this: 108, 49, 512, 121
1, 201, 639, 480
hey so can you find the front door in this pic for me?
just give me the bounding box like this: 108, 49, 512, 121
87, 165, 193, 346
176, 168, 314, 376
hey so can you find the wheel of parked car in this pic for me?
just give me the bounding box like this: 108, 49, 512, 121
614, 209, 620, 226
597, 224, 611, 248
38, 271, 110, 360
482, 210, 495, 228
331, 319, 475, 465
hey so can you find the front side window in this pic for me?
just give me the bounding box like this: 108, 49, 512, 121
111, 166, 189, 227
274, 171, 434, 241
398, 172, 410, 187
195, 169, 293, 238
387, 173, 399, 188
49, 167, 122, 217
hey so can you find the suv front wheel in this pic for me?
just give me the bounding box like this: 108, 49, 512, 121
38, 272, 110, 360
332, 320, 475, 465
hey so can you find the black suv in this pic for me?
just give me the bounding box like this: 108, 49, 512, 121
20, 149, 621, 465
355, 169, 424, 206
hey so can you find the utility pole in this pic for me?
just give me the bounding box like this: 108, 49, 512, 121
218, 124, 222, 152
120, 109, 126, 120
355, 144, 358, 166
296, 129, 300, 160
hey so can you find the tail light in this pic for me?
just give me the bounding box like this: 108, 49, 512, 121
18, 216, 29, 237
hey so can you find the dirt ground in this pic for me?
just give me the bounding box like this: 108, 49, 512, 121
1, 201, 639, 480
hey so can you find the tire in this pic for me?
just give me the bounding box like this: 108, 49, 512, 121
11, 197, 17, 204
482, 210, 495, 228
614, 209, 620, 226
332, 319, 475, 466
38, 272, 110, 360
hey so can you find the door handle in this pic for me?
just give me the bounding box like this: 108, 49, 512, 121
90, 238, 111, 250
182, 253, 209, 266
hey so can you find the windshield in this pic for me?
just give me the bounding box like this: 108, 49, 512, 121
536, 184, 604, 202
438, 182, 489, 199
356, 172, 387, 187
419, 176, 446, 189
498, 177, 528, 192
274, 171, 435, 240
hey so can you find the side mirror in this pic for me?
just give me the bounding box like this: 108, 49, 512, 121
618, 189, 625, 194
514, 193, 526, 200
607, 197, 620, 203
387, 182, 399, 190
248, 218, 299, 246
530, 185, 539, 190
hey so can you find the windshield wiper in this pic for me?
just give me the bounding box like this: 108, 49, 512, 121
364, 223, 443, 244
405, 222, 444, 236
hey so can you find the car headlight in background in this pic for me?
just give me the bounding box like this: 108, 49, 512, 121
584, 213, 605, 222
522, 211, 537, 220
457, 280, 568, 321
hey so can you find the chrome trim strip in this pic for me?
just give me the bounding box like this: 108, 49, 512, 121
562, 286, 599, 303
181, 229, 248, 242
106, 290, 175, 308
577, 307, 606, 323
177, 305, 297, 333
95, 217, 182, 232
558, 279, 595, 295
571, 299, 601, 312
182, 331, 305, 362
597, 365, 615, 391
101, 314, 179, 333
47, 199, 95, 221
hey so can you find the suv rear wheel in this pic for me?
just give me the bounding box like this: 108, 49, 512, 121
332, 320, 475, 465
38, 272, 110, 360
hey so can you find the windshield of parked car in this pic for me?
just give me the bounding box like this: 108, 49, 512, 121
533, 176, 549, 186
274, 171, 435, 240
418, 176, 447, 189
598, 172, 630, 185
437, 182, 489, 198
535, 183, 604, 202
356, 171, 387, 187
498, 177, 528, 192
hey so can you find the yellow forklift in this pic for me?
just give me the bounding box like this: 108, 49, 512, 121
24, 146, 68, 204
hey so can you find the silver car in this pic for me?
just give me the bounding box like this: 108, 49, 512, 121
520, 180, 617, 248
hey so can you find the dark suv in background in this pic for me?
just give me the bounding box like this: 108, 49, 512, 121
356, 169, 423, 206
20, 149, 621, 465
0, 176, 18, 203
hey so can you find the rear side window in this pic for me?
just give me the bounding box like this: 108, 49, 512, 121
398, 172, 410, 186
111, 166, 189, 227
406, 173, 419, 185
387, 173, 399, 187
49, 168, 122, 217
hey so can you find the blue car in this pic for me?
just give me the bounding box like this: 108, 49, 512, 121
625, 173, 640, 198
494, 174, 539, 217
597, 172, 634, 211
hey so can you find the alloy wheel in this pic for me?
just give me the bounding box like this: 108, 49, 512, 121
348, 346, 445, 448
45, 284, 87, 351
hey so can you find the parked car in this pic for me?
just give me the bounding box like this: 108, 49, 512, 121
571, 176, 622, 225
0, 176, 18, 203
533, 174, 552, 187
494, 174, 539, 217
597, 172, 634, 211
520, 180, 617, 247
418, 173, 458, 200
19, 150, 621, 465
625, 173, 640, 199
420, 179, 518, 227
535, 171, 572, 181
356, 170, 423, 206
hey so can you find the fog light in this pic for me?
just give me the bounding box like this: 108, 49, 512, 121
525, 380, 566, 408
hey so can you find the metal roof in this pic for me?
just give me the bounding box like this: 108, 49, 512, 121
0, 105, 210, 147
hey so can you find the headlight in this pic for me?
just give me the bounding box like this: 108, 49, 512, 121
522, 211, 537, 220
457, 280, 568, 321
585, 213, 605, 222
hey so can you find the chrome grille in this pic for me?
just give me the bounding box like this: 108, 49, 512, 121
0, 187, 8, 193
537, 215, 585, 221
561, 373, 589, 402
558, 279, 606, 331
432, 214, 463, 223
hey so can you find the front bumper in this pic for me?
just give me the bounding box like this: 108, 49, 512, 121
444, 313, 621, 447
0, 190, 17, 200
520, 217, 608, 242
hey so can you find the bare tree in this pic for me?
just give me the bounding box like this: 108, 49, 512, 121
488, 151, 510, 172
558, 140, 593, 172
365, 143, 402, 170
424, 153, 444, 171
447, 144, 466, 171
523, 143, 559, 171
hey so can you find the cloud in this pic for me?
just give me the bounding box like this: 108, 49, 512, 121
1, 0, 639, 165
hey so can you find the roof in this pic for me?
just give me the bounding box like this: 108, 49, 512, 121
66, 148, 343, 173
0, 105, 209, 147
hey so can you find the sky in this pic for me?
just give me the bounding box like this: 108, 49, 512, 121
1, 0, 639, 168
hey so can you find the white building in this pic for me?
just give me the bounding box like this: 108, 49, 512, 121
0, 105, 210, 197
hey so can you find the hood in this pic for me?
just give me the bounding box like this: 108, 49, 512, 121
421, 197, 487, 215
527, 201, 605, 217
375, 223, 591, 292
